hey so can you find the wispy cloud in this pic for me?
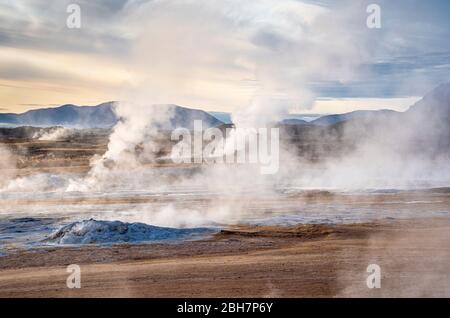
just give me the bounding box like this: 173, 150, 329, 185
0, 0, 449, 113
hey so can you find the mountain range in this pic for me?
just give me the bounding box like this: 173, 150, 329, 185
277, 83, 450, 160
0, 103, 223, 129
0, 84, 448, 130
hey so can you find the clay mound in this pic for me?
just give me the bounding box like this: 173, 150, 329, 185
45, 219, 213, 245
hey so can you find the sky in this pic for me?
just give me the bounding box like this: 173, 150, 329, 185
0, 0, 449, 114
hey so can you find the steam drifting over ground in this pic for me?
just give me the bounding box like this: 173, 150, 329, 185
0, 0, 449, 298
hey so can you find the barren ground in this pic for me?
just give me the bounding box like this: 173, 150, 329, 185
0, 137, 449, 297
0, 218, 449, 297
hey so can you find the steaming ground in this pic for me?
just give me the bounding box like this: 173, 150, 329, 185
1, 164, 449, 250
0, 144, 449, 298
1, 218, 449, 297
0, 110, 449, 297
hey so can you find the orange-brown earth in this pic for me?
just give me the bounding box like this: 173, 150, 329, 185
0, 218, 449, 297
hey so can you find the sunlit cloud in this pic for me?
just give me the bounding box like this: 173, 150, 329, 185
0, 0, 449, 113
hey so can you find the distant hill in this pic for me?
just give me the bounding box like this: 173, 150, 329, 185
208, 112, 324, 125
0, 103, 223, 129
403, 83, 450, 147
209, 112, 232, 124
279, 83, 450, 160
280, 118, 310, 125
406, 83, 450, 121
1, 84, 448, 163
163, 104, 224, 130
0, 102, 117, 128
311, 109, 398, 126
1, 83, 448, 132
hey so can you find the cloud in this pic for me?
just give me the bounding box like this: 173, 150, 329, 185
0, 0, 449, 112
0, 0, 133, 56
118, 0, 377, 118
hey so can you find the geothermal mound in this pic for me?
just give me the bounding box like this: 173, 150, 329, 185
46, 219, 212, 245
